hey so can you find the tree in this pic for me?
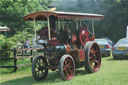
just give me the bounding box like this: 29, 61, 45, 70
53, 0, 128, 42
0, 0, 51, 36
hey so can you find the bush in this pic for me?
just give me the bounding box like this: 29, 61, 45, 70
0, 30, 33, 61
0, 41, 12, 61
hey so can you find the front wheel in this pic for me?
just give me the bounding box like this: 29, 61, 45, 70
59, 54, 75, 80
84, 41, 102, 73
32, 56, 48, 80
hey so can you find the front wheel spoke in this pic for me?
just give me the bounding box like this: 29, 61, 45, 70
35, 64, 40, 68
39, 72, 41, 77
37, 61, 41, 66
64, 60, 68, 66
63, 66, 67, 71
36, 71, 39, 76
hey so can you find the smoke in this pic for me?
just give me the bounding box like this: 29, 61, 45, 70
52, 0, 105, 14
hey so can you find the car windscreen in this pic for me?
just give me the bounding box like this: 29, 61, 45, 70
116, 39, 128, 45
95, 39, 108, 44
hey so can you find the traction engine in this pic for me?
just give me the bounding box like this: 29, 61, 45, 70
23, 11, 103, 81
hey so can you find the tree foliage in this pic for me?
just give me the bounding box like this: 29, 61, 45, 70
0, 0, 128, 42
0, 0, 51, 36
54, 0, 128, 42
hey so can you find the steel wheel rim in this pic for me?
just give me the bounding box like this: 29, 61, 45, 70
89, 44, 101, 72
63, 57, 74, 80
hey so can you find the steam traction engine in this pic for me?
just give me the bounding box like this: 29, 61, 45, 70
24, 11, 104, 80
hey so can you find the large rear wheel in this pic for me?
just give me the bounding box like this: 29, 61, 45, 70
84, 41, 102, 73
59, 54, 75, 80
32, 56, 48, 80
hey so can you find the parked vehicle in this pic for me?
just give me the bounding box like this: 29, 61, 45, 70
112, 38, 128, 59
102, 37, 114, 46
95, 39, 112, 57
24, 10, 104, 80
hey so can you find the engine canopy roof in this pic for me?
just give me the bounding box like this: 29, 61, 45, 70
24, 11, 104, 21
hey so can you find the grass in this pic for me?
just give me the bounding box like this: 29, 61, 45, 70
0, 56, 128, 85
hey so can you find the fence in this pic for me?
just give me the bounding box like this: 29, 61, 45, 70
0, 48, 44, 72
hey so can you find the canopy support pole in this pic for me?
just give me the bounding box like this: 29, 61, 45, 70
80, 19, 82, 27
62, 18, 64, 30
76, 20, 78, 30
58, 18, 60, 30
92, 20, 95, 35
47, 17, 51, 40
33, 18, 37, 40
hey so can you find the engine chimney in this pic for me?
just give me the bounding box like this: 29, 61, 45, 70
48, 6, 56, 11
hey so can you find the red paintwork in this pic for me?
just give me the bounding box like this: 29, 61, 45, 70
79, 27, 90, 46
89, 35, 95, 41
63, 57, 74, 80
78, 50, 85, 61
89, 43, 101, 72
65, 44, 71, 53
72, 34, 77, 44
48, 40, 59, 45
39, 27, 55, 39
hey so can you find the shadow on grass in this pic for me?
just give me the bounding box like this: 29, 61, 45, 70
75, 68, 88, 75
107, 58, 128, 61
0, 66, 30, 75
1, 72, 63, 85
1, 69, 88, 85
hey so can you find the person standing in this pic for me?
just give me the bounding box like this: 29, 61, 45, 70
26, 39, 30, 48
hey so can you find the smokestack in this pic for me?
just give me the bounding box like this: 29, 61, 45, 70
48, 6, 56, 11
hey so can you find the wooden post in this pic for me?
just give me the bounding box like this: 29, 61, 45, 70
21, 47, 24, 57
14, 48, 17, 72
30, 49, 33, 63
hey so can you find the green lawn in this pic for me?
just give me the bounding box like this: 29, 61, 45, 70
0, 56, 128, 85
